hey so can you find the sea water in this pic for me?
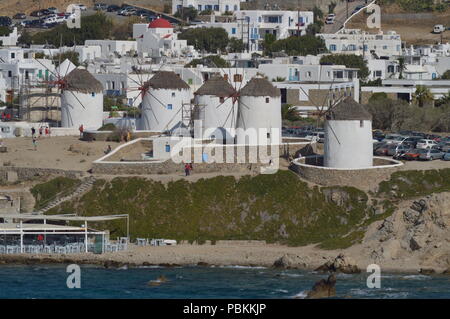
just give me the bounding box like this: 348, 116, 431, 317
0, 265, 449, 299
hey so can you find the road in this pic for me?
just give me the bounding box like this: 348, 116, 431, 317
323, 0, 369, 33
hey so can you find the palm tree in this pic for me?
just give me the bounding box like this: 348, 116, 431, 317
397, 57, 406, 79
436, 92, 450, 107
413, 85, 434, 107
282, 104, 301, 121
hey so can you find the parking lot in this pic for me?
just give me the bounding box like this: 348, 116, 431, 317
2, 3, 160, 32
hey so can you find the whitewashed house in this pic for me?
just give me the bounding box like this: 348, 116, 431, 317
0, 28, 19, 47
318, 29, 402, 58
84, 40, 137, 59
172, 0, 243, 15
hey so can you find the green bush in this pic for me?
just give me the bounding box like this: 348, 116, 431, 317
31, 177, 80, 209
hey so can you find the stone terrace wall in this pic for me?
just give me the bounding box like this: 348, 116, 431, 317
290, 157, 403, 189
92, 143, 312, 175
0, 167, 83, 183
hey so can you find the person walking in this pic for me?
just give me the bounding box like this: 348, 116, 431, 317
31, 127, 36, 137
45, 126, 49, 137
39, 126, 43, 138
32, 136, 37, 151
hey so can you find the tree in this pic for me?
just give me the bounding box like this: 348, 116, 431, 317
174, 7, 198, 21
0, 26, 10, 36
228, 38, 245, 53
112, 16, 141, 40
436, 92, 450, 107
413, 85, 434, 107
18, 29, 33, 46
52, 51, 80, 67
397, 57, 406, 79
282, 104, 301, 122
32, 13, 113, 47
179, 28, 229, 53
441, 70, 450, 80
320, 54, 369, 80
185, 55, 230, 68
269, 35, 327, 56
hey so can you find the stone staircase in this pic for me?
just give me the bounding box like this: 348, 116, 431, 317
35, 176, 96, 214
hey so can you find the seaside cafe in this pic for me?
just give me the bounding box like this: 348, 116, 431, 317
0, 213, 129, 254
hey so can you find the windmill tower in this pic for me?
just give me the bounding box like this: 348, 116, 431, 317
324, 97, 373, 169
138, 71, 191, 132
193, 75, 237, 144
61, 68, 104, 129
236, 76, 282, 145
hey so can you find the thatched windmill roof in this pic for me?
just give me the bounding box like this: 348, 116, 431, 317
194, 75, 236, 97
64, 68, 103, 94
240, 77, 281, 98
144, 71, 190, 91
327, 97, 372, 121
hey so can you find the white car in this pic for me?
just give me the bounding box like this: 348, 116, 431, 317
382, 134, 407, 145
325, 16, 335, 24
76, 4, 87, 11
416, 139, 438, 149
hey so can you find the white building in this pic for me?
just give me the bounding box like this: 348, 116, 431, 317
194, 75, 237, 143
84, 40, 137, 59
324, 98, 373, 169
0, 28, 19, 47
188, 10, 314, 52
133, 18, 194, 59
61, 68, 104, 130
236, 76, 281, 145
0, 47, 55, 90
318, 29, 402, 58
139, 71, 192, 132
172, 0, 243, 14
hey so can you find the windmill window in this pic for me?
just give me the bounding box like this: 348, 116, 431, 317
267, 133, 271, 139
233, 74, 242, 82
11, 53, 15, 59
266, 98, 270, 103
360, 120, 364, 128
91, 92, 95, 97
172, 92, 176, 97
7, 71, 12, 78
167, 104, 173, 110
165, 144, 171, 152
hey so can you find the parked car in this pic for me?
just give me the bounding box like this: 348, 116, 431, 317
403, 149, 425, 161
374, 144, 390, 156
325, 16, 335, 24
438, 141, 450, 152
416, 139, 438, 149
107, 5, 121, 12
13, 13, 26, 19
0, 16, 12, 26
443, 152, 450, 161
122, 8, 137, 16
30, 10, 44, 17
433, 24, 445, 34
118, 6, 134, 15
47, 7, 58, 14
403, 136, 422, 148
388, 144, 412, 157
305, 131, 324, 143
372, 130, 385, 141
94, 3, 108, 10
40, 9, 51, 16
74, 4, 87, 11
419, 149, 444, 161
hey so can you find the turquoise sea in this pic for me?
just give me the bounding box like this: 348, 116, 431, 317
0, 265, 449, 299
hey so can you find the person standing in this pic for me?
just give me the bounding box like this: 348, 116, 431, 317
184, 163, 191, 176
32, 136, 37, 151
79, 124, 84, 138
31, 127, 36, 137
45, 127, 49, 137
39, 126, 43, 138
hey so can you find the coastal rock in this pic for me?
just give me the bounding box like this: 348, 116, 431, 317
273, 254, 308, 269
442, 269, 450, 275
306, 274, 336, 299
419, 268, 435, 275
315, 254, 361, 274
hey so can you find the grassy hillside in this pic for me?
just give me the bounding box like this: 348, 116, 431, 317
42, 171, 394, 249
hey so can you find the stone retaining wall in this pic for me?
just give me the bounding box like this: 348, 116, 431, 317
92, 142, 312, 175
0, 167, 83, 183
290, 157, 403, 189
